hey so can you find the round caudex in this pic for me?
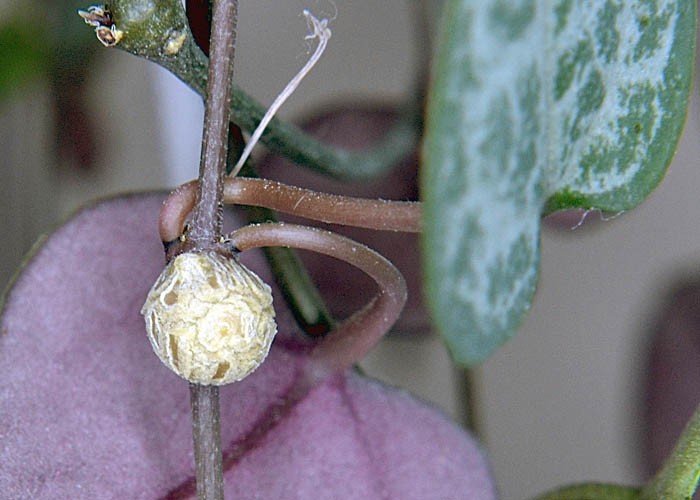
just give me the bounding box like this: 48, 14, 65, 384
141, 250, 276, 385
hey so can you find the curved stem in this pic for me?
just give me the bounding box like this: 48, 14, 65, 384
161, 223, 404, 500
259, 242, 334, 335
107, 0, 419, 180
231, 140, 334, 335
231, 91, 419, 181
228, 223, 407, 385
160, 177, 422, 243
160, 222, 404, 500
641, 403, 700, 500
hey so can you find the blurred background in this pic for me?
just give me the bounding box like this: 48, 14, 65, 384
1, 1, 699, 498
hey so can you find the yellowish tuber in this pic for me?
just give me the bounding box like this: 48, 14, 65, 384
141, 251, 277, 385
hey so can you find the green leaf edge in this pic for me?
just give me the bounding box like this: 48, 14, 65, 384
423, 0, 697, 366
528, 483, 640, 500
544, 0, 697, 214
421, 0, 543, 366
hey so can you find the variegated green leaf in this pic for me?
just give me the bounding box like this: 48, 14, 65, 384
422, 0, 695, 365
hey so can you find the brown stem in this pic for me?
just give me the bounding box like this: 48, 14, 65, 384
160, 178, 422, 243
228, 223, 407, 386
188, 0, 238, 249
186, 0, 238, 498
160, 224, 407, 500
190, 384, 224, 500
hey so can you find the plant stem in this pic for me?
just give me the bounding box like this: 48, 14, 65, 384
232, 147, 334, 336
227, 223, 407, 384
159, 176, 419, 337
188, 0, 237, 248
107, 0, 419, 181
527, 483, 640, 500
457, 367, 482, 437
641, 403, 700, 500
159, 177, 421, 243
187, 0, 238, 498
190, 384, 224, 500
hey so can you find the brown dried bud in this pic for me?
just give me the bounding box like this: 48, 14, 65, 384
141, 251, 277, 385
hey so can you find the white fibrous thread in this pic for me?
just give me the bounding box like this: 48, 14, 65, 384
141, 251, 277, 385
230, 10, 332, 177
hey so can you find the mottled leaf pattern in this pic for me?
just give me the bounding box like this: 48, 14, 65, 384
423, 0, 695, 365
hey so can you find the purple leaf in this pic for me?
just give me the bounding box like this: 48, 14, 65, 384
0, 193, 497, 499
643, 282, 700, 479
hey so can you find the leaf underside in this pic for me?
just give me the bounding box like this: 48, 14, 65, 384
0, 195, 497, 499
423, 0, 696, 365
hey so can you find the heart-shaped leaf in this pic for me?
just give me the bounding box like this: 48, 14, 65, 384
423, 0, 695, 365
0, 194, 496, 499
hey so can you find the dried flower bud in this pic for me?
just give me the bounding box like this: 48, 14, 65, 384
141, 251, 277, 385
